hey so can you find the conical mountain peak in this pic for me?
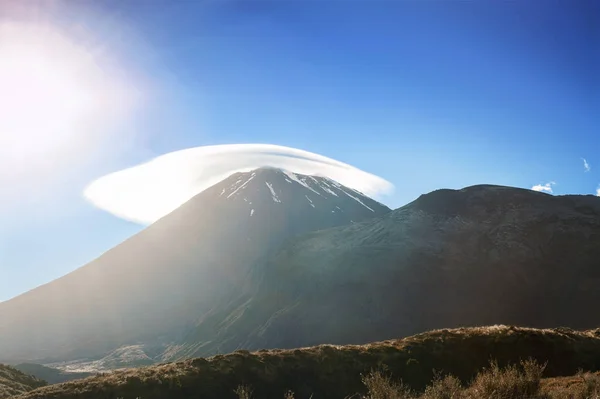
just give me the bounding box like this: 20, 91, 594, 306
0, 168, 390, 363
209, 167, 387, 215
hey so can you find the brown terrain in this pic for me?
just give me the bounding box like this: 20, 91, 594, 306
11, 326, 600, 399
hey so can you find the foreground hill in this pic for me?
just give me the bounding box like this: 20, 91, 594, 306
0, 365, 44, 399
172, 185, 600, 357
11, 364, 91, 385
14, 326, 600, 399
0, 168, 389, 363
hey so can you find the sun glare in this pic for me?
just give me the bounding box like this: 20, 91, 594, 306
0, 23, 137, 176
0, 43, 90, 156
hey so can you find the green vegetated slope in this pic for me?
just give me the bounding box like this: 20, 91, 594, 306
0, 365, 45, 399
15, 325, 600, 399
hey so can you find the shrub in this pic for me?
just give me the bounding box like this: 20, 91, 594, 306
235, 385, 253, 399
361, 370, 415, 399
468, 358, 546, 399
421, 372, 464, 399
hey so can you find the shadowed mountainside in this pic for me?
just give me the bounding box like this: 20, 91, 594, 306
168, 185, 600, 359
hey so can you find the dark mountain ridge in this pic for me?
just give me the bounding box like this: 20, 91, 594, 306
0, 168, 390, 364
166, 184, 600, 358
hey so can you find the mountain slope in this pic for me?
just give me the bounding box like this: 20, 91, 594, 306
14, 326, 600, 399
176, 184, 600, 356
0, 365, 45, 399
0, 167, 390, 363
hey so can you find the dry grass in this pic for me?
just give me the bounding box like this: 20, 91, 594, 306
233, 362, 600, 399
421, 373, 463, 399
542, 371, 600, 399
234, 385, 254, 399
466, 358, 545, 398
361, 368, 414, 399
0, 365, 45, 399
14, 325, 600, 399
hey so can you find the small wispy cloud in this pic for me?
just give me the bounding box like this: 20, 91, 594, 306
582, 158, 591, 172
84, 144, 395, 224
596, 186, 600, 197
531, 182, 555, 193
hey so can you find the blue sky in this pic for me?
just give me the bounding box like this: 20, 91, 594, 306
0, 0, 598, 301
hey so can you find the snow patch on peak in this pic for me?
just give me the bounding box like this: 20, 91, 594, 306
339, 187, 375, 212
346, 185, 368, 197
324, 177, 342, 188
282, 170, 322, 196
227, 174, 255, 199
265, 182, 281, 203
305, 195, 315, 208
321, 185, 339, 197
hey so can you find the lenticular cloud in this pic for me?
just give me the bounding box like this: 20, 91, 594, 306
84, 144, 394, 224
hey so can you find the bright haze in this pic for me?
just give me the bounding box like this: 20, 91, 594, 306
1, 0, 598, 301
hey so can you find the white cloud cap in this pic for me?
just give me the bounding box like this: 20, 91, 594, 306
84, 144, 394, 224
596, 186, 600, 197
531, 182, 555, 193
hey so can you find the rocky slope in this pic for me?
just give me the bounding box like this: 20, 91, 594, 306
0, 168, 389, 364
171, 185, 600, 357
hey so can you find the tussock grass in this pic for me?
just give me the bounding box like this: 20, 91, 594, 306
234, 361, 600, 399
14, 326, 600, 399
